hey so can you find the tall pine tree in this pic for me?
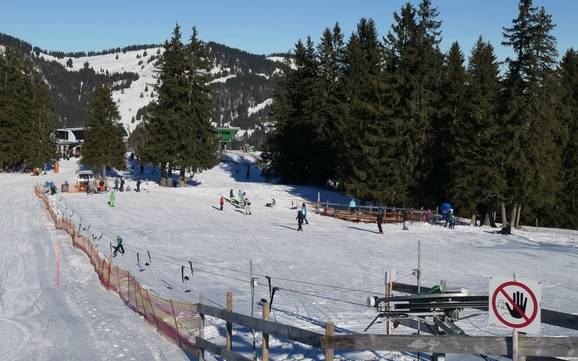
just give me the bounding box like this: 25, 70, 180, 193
340, 18, 393, 202
143, 25, 218, 186
451, 38, 506, 224
502, 0, 560, 227
263, 38, 324, 184
82, 84, 126, 178
558, 49, 578, 228
428, 42, 466, 207
0, 47, 55, 171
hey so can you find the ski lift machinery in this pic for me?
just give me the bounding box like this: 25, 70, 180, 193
365, 286, 489, 337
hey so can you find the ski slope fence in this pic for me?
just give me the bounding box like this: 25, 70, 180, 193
309, 201, 436, 224
34, 186, 578, 360
34, 186, 202, 355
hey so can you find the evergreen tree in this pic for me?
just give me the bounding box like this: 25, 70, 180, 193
502, 0, 560, 227
340, 18, 393, 202
262, 38, 323, 184
82, 84, 126, 178
142, 24, 217, 186
428, 42, 466, 206
383, 1, 443, 205
558, 49, 578, 228
316, 23, 347, 185
0, 47, 56, 171
451, 38, 506, 223
178, 26, 219, 184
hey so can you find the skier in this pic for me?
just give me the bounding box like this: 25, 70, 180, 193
296, 207, 305, 231
238, 189, 243, 202
244, 198, 252, 215
114, 177, 119, 191
402, 210, 409, 231
301, 203, 309, 224
349, 198, 356, 213
229, 189, 234, 199
446, 209, 455, 229
108, 191, 116, 207
120, 178, 125, 192
112, 235, 125, 257
136, 179, 141, 192
219, 195, 225, 211
376, 208, 384, 234
449, 209, 456, 229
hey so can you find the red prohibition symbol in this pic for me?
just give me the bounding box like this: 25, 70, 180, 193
492, 281, 538, 328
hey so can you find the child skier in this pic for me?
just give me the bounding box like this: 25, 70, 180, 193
108, 191, 116, 207
219, 195, 225, 211
376, 209, 384, 234
296, 208, 305, 231
113, 235, 125, 257
244, 198, 252, 215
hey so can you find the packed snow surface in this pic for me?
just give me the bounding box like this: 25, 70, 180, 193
0, 162, 190, 361
3, 154, 577, 360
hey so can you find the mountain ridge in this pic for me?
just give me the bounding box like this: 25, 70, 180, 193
0, 32, 291, 146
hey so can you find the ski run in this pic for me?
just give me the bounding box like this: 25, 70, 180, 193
1, 154, 577, 361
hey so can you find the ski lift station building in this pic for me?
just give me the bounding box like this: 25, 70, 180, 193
213, 127, 239, 150
56, 127, 129, 157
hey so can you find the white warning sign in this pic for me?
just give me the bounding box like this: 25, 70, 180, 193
489, 276, 541, 334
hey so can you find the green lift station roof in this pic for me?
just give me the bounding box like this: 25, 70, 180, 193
213, 127, 239, 143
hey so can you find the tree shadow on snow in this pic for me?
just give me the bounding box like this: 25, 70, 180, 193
347, 226, 379, 234
219, 160, 268, 184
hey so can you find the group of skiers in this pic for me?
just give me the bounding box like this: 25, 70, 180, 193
221, 189, 252, 215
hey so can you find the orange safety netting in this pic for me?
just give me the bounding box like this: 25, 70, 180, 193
34, 186, 201, 354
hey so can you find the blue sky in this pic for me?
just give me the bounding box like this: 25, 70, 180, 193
1, 1, 576, 61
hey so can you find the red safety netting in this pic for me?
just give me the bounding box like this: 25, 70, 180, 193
34, 186, 201, 354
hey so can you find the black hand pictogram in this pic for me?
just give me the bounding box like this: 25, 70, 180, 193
506, 291, 528, 319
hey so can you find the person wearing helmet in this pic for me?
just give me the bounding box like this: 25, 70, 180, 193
113, 235, 125, 257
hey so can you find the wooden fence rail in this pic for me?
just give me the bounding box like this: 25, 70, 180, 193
197, 299, 578, 361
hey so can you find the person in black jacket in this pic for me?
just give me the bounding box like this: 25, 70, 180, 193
296, 208, 305, 231
376, 209, 384, 234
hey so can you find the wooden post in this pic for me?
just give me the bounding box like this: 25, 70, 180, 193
325, 320, 334, 361
198, 293, 205, 361
262, 301, 270, 361
226, 291, 233, 351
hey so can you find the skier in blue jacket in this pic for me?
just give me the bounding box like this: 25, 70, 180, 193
349, 199, 356, 213
301, 203, 309, 224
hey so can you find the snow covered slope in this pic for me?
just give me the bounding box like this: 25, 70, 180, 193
0, 163, 190, 361
40, 48, 161, 133
44, 156, 578, 360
